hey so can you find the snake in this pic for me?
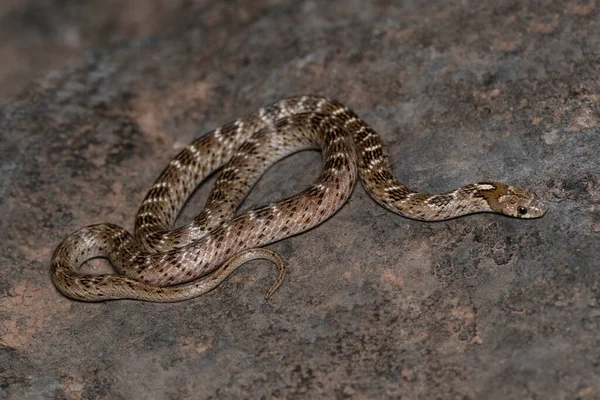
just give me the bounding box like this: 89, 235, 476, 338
51, 95, 547, 302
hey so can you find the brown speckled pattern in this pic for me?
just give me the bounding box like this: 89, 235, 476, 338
50, 96, 547, 302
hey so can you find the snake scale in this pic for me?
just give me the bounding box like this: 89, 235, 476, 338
51, 95, 547, 302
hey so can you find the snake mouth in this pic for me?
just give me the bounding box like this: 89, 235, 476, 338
524, 198, 548, 218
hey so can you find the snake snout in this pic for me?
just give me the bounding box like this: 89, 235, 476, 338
515, 195, 548, 219
526, 197, 548, 218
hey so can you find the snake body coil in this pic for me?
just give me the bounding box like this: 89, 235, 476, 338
51, 96, 547, 302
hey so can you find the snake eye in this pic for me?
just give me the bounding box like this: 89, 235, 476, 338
518, 206, 528, 215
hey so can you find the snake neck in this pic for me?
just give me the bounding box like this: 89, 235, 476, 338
361, 172, 497, 221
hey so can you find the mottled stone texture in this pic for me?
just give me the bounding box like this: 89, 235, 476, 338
1, 1, 599, 399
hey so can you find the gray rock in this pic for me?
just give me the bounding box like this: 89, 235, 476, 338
1, 1, 599, 399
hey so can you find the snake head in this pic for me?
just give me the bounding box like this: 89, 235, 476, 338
493, 184, 548, 219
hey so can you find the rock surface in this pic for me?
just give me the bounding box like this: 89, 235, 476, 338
1, 1, 599, 399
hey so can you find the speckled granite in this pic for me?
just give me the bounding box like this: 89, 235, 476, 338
1, 1, 599, 399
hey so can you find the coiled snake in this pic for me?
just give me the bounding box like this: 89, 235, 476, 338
51, 96, 547, 302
